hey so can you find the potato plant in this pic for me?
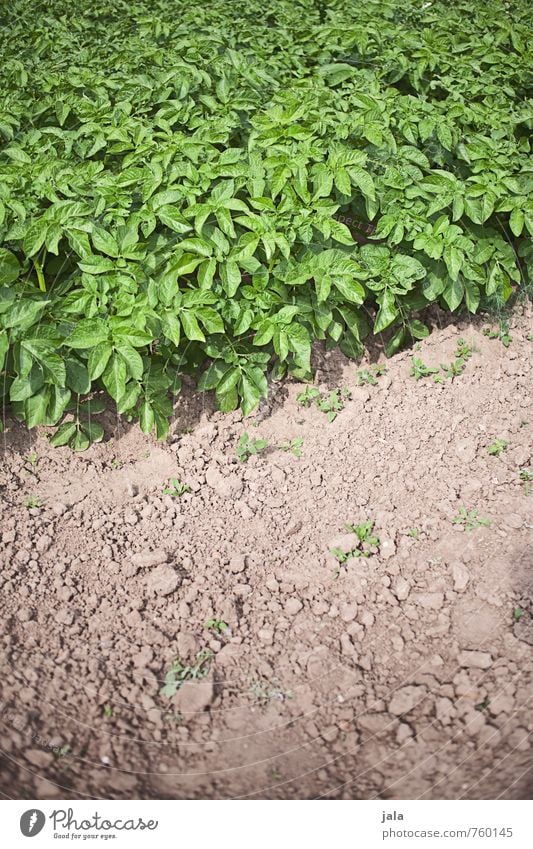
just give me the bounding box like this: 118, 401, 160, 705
0, 0, 531, 446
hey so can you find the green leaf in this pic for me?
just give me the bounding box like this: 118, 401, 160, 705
509, 208, 524, 238
65, 357, 91, 394
0, 330, 8, 371
72, 429, 90, 451
139, 399, 155, 434
116, 344, 144, 380
374, 290, 397, 333
181, 311, 206, 342
88, 342, 112, 380
240, 373, 262, 416
102, 355, 127, 402
0, 249, 21, 285
65, 319, 108, 349
50, 422, 77, 447
220, 261, 241, 297
25, 387, 50, 428
442, 277, 464, 312
198, 258, 216, 289
444, 246, 463, 281
23, 220, 49, 258
216, 367, 241, 395
92, 227, 120, 258
82, 421, 104, 444
333, 277, 365, 304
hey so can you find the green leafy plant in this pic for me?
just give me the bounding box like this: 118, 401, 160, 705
279, 437, 304, 457
440, 358, 467, 382
236, 431, 268, 462
483, 323, 512, 348
160, 650, 212, 698
204, 619, 229, 634
297, 387, 320, 407
163, 478, 191, 497
452, 506, 491, 531
0, 0, 530, 443
317, 389, 349, 422
407, 527, 420, 539
356, 364, 387, 386
487, 439, 508, 456
331, 520, 380, 563
24, 495, 42, 509
513, 607, 524, 622
519, 469, 532, 495
410, 357, 440, 381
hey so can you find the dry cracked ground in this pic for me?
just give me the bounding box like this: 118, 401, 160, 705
0, 307, 532, 800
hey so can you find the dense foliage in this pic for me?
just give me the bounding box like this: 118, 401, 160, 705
0, 0, 531, 446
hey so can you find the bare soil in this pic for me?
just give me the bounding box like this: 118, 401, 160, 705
1, 308, 532, 800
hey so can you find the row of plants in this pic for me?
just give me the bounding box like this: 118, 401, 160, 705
0, 0, 531, 446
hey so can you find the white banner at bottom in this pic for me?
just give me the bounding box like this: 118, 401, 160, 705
2, 799, 531, 848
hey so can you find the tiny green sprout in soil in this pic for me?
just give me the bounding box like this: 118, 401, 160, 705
513, 607, 525, 622
331, 520, 380, 564
163, 478, 191, 497
356, 364, 387, 386
483, 323, 512, 348
24, 495, 42, 509
407, 527, 420, 539
279, 437, 304, 457
487, 439, 508, 456
474, 697, 490, 712
52, 744, 71, 760
204, 619, 230, 634
160, 650, 212, 698
452, 506, 491, 531
297, 386, 320, 407
410, 357, 440, 380
519, 469, 532, 495
103, 705, 114, 717
236, 431, 268, 462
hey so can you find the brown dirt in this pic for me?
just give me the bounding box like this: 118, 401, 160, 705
1, 308, 532, 800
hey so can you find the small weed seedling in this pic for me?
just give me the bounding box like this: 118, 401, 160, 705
249, 679, 293, 705
297, 386, 349, 422
204, 619, 229, 635
452, 506, 491, 531
163, 478, 191, 497
410, 357, 440, 380
487, 439, 508, 456
52, 744, 71, 760
236, 431, 268, 462
317, 389, 348, 422
279, 437, 304, 457
160, 650, 212, 698
24, 495, 42, 509
26, 452, 38, 467
483, 322, 512, 348
110, 458, 123, 470
331, 520, 380, 564
297, 386, 320, 407
407, 527, 420, 539
455, 338, 474, 360
356, 364, 387, 386
103, 705, 114, 718
519, 469, 532, 495
440, 358, 466, 382
474, 697, 490, 712
513, 607, 524, 622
